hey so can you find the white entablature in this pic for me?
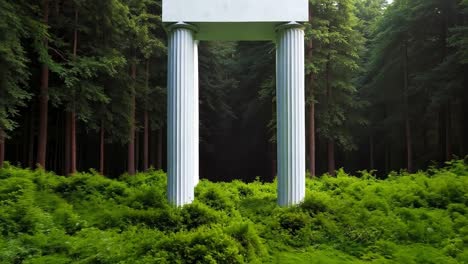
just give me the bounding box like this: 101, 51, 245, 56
162, 0, 308, 40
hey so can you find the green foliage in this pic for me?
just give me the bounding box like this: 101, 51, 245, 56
361, 0, 468, 170
305, 0, 367, 150
0, 0, 41, 134
0, 161, 467, 263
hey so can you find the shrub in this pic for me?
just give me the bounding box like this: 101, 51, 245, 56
181, 202, 220, 230
0, 162, 467, 263
278, 210, 310, 235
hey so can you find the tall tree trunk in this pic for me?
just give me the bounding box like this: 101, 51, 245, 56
325, 56, 334, 176
157, 128, 162, 170
0, 129, 5, 167
462, 94, 468, 156
70, 111, 77, 173
402, 41, 412, 172
143, 60, 150, 171
144, 111, 149, 170
442, 4, 452, 161
327, 139, 335, 176
15, 142, 19, 166
65, 111, 71, 174
135, 128, 140, 171
128, 62, 137, 175
445, 103, 452, 160
405, 117, 412, 171
455, 104, 463, 157
23, 115, 29, 165
100, 121, 105, 175
271, 154, 276, 179
385, 142, 390, 174
307, 39, 316, 177
28, 105, 35, 168
69, 8, 79, 174
53, 114, 60, 171
307, 5, 316, 177
369, 134, 375, 170
271, 103, 276, 179
308, 100, 315, 177
37, 0, 50, 168
150, 130, 155, 167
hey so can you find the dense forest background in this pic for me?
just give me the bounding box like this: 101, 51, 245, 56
0, 0, 467, 180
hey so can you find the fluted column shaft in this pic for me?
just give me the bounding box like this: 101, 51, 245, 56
193, 40, 199, 188
167, 23, 197, 206
276, 22, 306, 206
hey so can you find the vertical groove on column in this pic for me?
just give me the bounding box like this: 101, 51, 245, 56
194, 41, 199, 189
276, 25, 305, 206
167, 26, 196, 206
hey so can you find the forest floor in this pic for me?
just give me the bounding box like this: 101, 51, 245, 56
0, 160, 467, 263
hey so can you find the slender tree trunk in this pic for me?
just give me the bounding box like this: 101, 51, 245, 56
308, 102, 315, 177
128, 62, 137, 175
135, 128, 140, 171
445, 103, 452, 160
0, 129, 5, 167
455, 104, 463, 157
150, 130, 155, 167
271, 103, 276, 178
157, 129, 162, 170
369, 134, 375, 170
70, 111, 77, 173
69, 8, 79, 174
107, 144, 112, 176
144, 111, 149, 170
37, 0, 50, 168
325, 56, 334, 176
65, 111, 71, 174
28, 105, 35, 168
23, 115, 29, 165
100, 121, 105, 175
54, 114, 60, 171
405, 117, 412, 171
385, 142, 390, 174
441, 5, 452, 161
143, 60, 150, 171
402, 42, 412, 172
307, 39, 316, 177
271, 156, 276, 179
327, 139, 335, 176
462, 95, 467, 156
422, 123, 428, 155
15, 142, 19, 166
307, 6, 316, 177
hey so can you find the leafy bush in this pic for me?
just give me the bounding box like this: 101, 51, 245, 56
0, 160, 467, 263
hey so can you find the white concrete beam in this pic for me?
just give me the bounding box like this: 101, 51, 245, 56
163, 0, 308, 23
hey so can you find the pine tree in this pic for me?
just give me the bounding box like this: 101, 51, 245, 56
309, 0, 365, 175
0, 0, 50, 166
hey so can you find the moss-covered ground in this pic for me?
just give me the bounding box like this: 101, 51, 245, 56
0, 160, 467, 263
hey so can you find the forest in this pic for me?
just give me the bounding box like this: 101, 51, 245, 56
0, 0, 468, 262
0, 0, 467, 179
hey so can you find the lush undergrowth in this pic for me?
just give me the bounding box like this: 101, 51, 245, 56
0, 161, 467, 263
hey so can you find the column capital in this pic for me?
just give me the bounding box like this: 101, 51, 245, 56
275, 21, 305, 32
167, 22, 198, 33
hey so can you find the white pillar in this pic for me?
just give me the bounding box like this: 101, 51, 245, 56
276, 22, 306, 206
167, 22, 197, 206
193, 40, 200, 187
